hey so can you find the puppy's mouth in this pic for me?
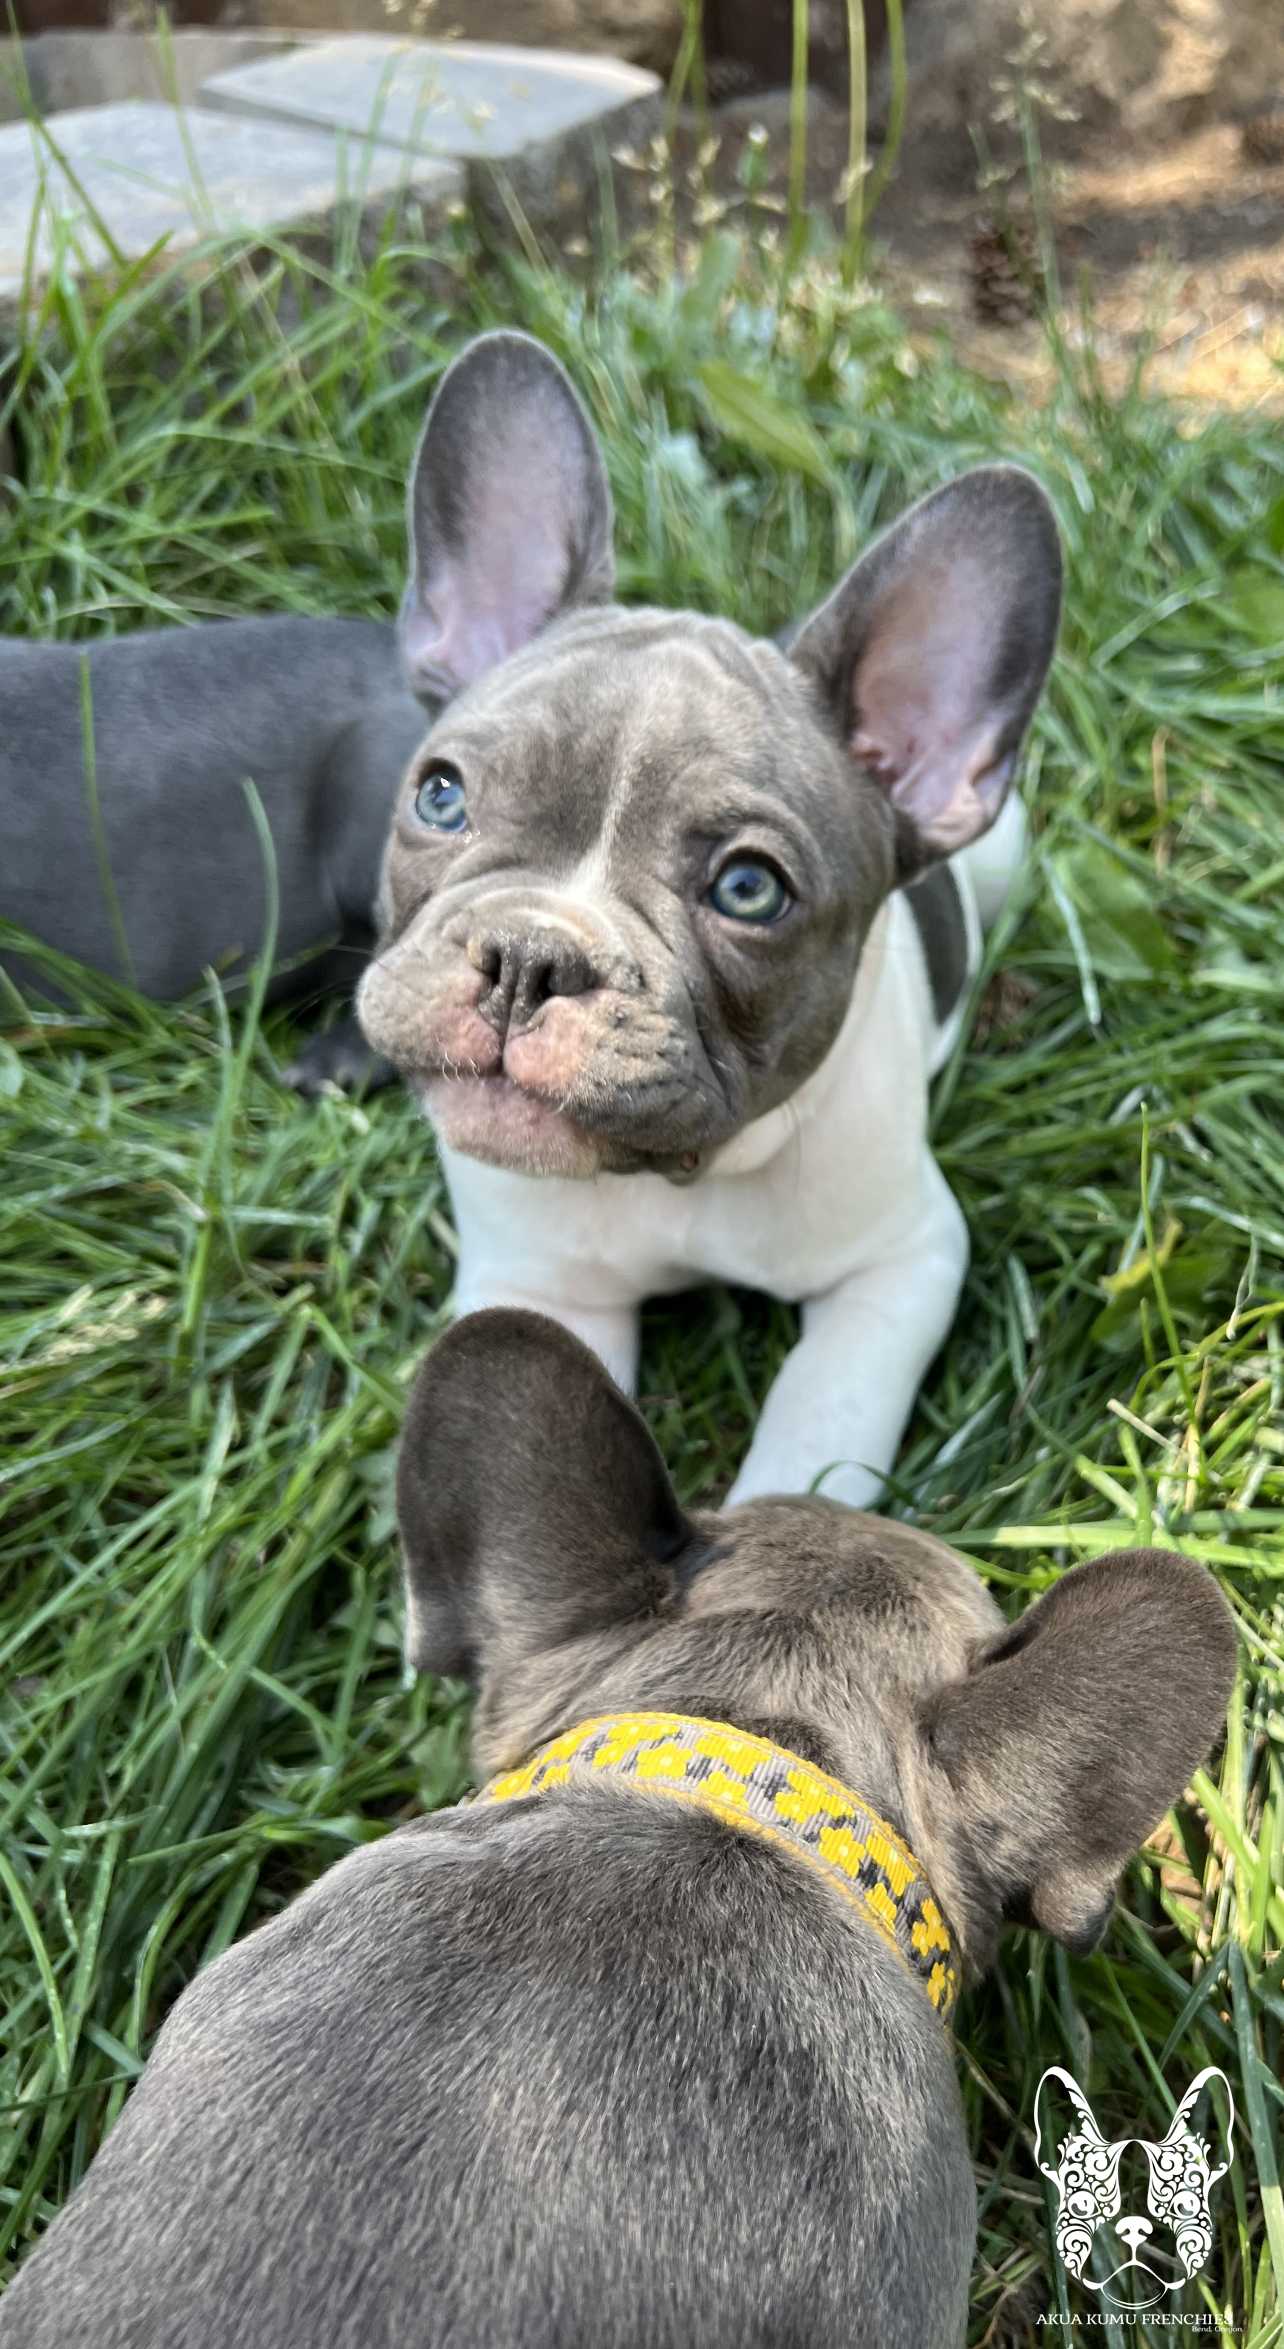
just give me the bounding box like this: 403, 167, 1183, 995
359, 939, 730, 1182
418, 1071, 708, 1183
418, 1073, 601, 1178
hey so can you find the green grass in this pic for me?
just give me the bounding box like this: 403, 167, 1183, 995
1, 204, 1282, 2345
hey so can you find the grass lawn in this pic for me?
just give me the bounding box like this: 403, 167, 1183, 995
1, 204, 1282, 2343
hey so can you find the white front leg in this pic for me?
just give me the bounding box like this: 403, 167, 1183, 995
442, 1147, 644, 1394
725, 1164, 969, 1509
450, 1266, 640, 1397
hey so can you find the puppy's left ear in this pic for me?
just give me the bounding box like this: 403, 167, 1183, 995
922, 1549, 1236, 1950
789, 466, 1062, 875
396, 1308, 695, 1680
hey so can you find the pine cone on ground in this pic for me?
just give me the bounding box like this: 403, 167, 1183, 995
968, 213, 1042, 326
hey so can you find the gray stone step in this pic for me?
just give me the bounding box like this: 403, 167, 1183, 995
201, 36, 657, 163
0, 98, 461, 327
200, 36, 662, 241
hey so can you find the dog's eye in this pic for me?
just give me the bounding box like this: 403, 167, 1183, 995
414, 761, 468, 833
708, 857, 791, 924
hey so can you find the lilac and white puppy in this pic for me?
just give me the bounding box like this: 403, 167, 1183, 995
359, 333, 1063, 1504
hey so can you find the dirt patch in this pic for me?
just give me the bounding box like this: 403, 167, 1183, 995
888, 118, 1284, 411
674, 92, 1284, 413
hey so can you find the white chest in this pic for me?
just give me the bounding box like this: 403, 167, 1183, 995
440, 888, 962, 1311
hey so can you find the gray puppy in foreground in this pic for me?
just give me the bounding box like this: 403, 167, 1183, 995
0, 617, 424, 1089
2, 1311, 1236, 2349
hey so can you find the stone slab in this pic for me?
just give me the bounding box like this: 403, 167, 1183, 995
201, 34, 662, 250
201, 36, 658, 164
0, 100, 461, 327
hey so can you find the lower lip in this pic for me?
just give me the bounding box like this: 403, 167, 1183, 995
417, 1074, 602, 1178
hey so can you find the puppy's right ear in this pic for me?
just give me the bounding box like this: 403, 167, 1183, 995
400, 331, 615, 704
396, 1309, 693, 1679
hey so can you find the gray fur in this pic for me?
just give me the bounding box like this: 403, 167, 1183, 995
906, 863, 969, 1024
0, 615, 427, 1091
2, 1310, 1237, 2349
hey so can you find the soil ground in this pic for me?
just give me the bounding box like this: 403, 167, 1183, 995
678, 95, 1284, 411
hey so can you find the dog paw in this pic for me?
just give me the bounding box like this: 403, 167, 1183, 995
283, 1016, 396, 1099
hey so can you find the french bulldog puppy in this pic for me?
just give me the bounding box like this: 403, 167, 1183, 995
0, 616, 426, 1090
358, 333, 1064, 1504
1, 1310, 1236, 2349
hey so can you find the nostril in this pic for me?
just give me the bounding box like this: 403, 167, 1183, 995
465, 934, 504, 985
532, 954, 591, 1007
528, 957, 557, 1010
469, 926, 602, 1028
553, 948, 593, 1001
522, 947, 594, 1012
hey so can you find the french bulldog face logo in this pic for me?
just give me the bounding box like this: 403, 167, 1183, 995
1035, 2066, 1235, 2312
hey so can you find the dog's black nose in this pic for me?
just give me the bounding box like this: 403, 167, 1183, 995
470, 923, 597, 1036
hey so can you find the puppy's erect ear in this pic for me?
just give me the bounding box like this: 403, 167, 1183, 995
396, 1308, 693, 1679
400, 331, 614, 704
788, 466, 1062, 875
922, 1549, 1236, 1950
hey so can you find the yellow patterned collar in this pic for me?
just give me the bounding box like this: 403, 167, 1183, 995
478, 1710, 958, 2022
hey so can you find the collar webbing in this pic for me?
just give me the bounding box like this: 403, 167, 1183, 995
477, 1709, 958, 2021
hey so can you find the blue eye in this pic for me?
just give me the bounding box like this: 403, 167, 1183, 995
708, 858, 790, 924
414, 761, 468, 833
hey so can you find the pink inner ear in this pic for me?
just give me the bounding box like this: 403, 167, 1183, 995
403, 540, 565, 694
848, 562, 1010, 853
405, 411, 592, 696
401, 598, 512, 694
405, 518, 572, 694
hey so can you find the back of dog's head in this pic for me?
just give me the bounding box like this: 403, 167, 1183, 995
400, 1310, 1237, 1974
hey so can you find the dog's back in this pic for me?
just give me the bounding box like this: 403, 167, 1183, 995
0, 617, 423, 1003
2, 1795, 968, 2349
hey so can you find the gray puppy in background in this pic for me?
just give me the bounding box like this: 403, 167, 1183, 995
1, 1310, 1236, 2349
0, 616, 425, 1089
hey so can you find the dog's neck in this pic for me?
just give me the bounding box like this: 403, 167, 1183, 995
476, 1706, 959, 2022
704, 902, 894, 1182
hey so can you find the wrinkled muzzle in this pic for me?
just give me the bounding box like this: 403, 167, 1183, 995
358, 886, 733, 1179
